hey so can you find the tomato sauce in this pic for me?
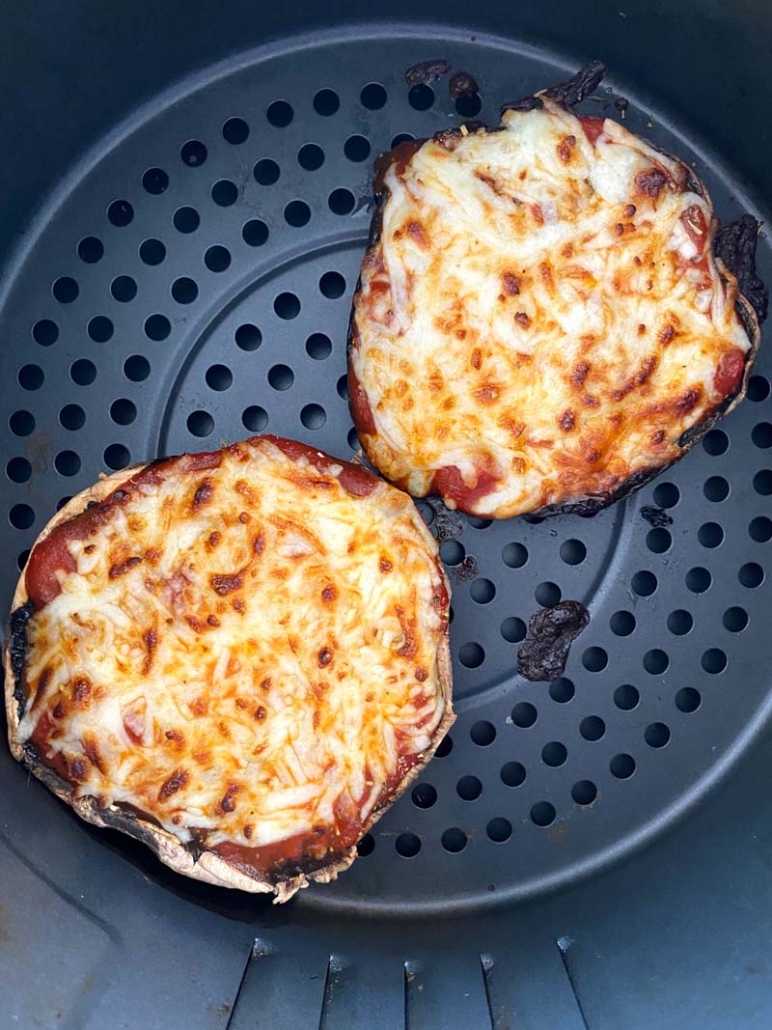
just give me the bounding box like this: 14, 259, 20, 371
432, 464, 502, 514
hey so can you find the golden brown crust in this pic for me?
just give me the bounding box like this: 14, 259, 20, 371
4, 457, 454, 900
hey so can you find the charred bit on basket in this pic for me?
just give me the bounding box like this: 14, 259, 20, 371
502, 60, 606, 115
640, 505, 673, 528
449, 71, 479, 100
451, 555, 479, 583
517, 601, 590, 681
714, 214, 768, 324
405, 59, 450, 87
427, 495, 466, 543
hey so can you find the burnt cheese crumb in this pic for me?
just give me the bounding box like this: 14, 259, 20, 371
517, 601, 590, 681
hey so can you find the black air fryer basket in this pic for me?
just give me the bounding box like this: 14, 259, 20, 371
2, 3, 771, 1027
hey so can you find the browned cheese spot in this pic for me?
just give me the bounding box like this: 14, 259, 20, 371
72, 677, 91, 709
243, 824, 253, 839
82, 732, 105, 773
322, 584, 336, 603
158, 768, 189, 801
625, 204, 637, 217
677, 387, 703, 414
415, 667, 428, 682
380, 556, 393, 573
207, 614, 220, 628
557, 134, 576, 164
637, 323, 646, 335
211, 572, 243, 596
318, 647, 333, 667
515, 311, 530, 327
405, 220, 430, 248
659, 324, 677, 346
142, 626, 157, 675
260, 677, 272, 692
636, 167, 669, 198
475, 383, 500, 404
612, 355, 659, 401
165, 728, 184, 746
502, 272, 521, 295
651, 430, 666, 444
239, 512, 249, 524
254, 706, 267, 720
192, 479, 213, 511
109, 555, 142, 579
558, 409, 576, 432
218, 784, 241, 814
52, 698, 67, 720
572, 361, 590, 388
70, 758, 88, 781
470, 348, 482, 370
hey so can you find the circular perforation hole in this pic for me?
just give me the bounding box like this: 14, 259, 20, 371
441, 828, 467, 853
739, 562, 764, 588
535, 581, 561, 607
542, 741, 567, 767
704, 476, 730, 502
9, 504, 34, 529
268, 364, 294, 391
361, 82, 387, 109
274, 292, 300, 320
242, 220, 269, 247
204, 245, 231, 273
610, 610, 635, 636
33, 319, 58, 346
614, 684, 639, 710
242, 406, 268, 433
71, 359, 96, 385
54, 450, 81, 477
500, 617, 526, 643
284, 200, 311, 227
610, 753, 636, 779
530, 802, 556, 827
511, 702, 537, 728
645, 722, 671, 748
667, 609, 693, 635
753, 470, 772, 496
487, 817, 512, 843
236, 324, 262, 351
408, 83, 434, 109
110, 399, 136, 426
582, 646, 608, 672
502, 542, 528, 568
174, 206, 200, 234
111, 275, 137, 303
647, 528, 671, 553
223, 117, 250, 144
632, 570, 657, 596
6, 457, 32, 483
391, 132, 415, 148
501, 761, 526, 787
142, 167, 169, 194
357, 834, 375, 857
18, 364, 44, 391
53, 276, 79, 303
212, 180, 238, 207
336, 374, 349, 401
698, 521, 724, 548
411, 783, 437, 809
686, 567, 711, 593
319, 271, 346, 299
723, 606, 748, 632
145, 314, 171, 341
572, 780, 598, 806
459, 642, 485, 668
752, 422, 772, 448
298, 143, 324, 171
653, 482, 679, 508
267, 99, 293, 127
560, 539, 586, 565
344, 134, 371, 162
187, 411, 214, 438
703, 429, 729, 455
254, 159, 280, 185
749, 516, 772, 542
395, 833, 421, 858
701, 648, 727, 674
440, 539, 465, 565
470, 720, 496, 746
205, 364, 233, 391
549, 677, 575, 703
88, 316, 114, 342
643, 649, 669, 675
329, 188, 355, 215
78, 236, 104, 263
457, 775, 482, 801
107, 199, 133, 226
435, 734, 453, 758
748, 375, 770, 402
470, 578, 495, 604
172, 277, 198, 304
59, 404, 86, 431
457, 93, 482, 117
180, 140, 207, 166
124, 355, 150, 382
300, 403, 326, 430
675, 687, 702, 714
580, 716, 605, 741
313, 88, 339, 116
104, 443, 130, 470
140, 238, 166, 265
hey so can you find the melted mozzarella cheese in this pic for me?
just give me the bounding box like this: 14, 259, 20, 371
19, 439, 449, 857
352, 101, 752, 517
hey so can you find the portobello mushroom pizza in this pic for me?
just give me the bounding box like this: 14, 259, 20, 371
3, 436, 452, 901
349, 63, 767, 518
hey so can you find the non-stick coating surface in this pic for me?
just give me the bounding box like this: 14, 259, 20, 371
1, 28, 771, 923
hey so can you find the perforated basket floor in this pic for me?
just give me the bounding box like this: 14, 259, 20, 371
1, 17, 772, 1027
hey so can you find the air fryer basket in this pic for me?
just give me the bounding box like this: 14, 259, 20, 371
1, 3, 771, 1028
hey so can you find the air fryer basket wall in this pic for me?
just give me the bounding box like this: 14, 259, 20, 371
1, 2, 771, 1028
